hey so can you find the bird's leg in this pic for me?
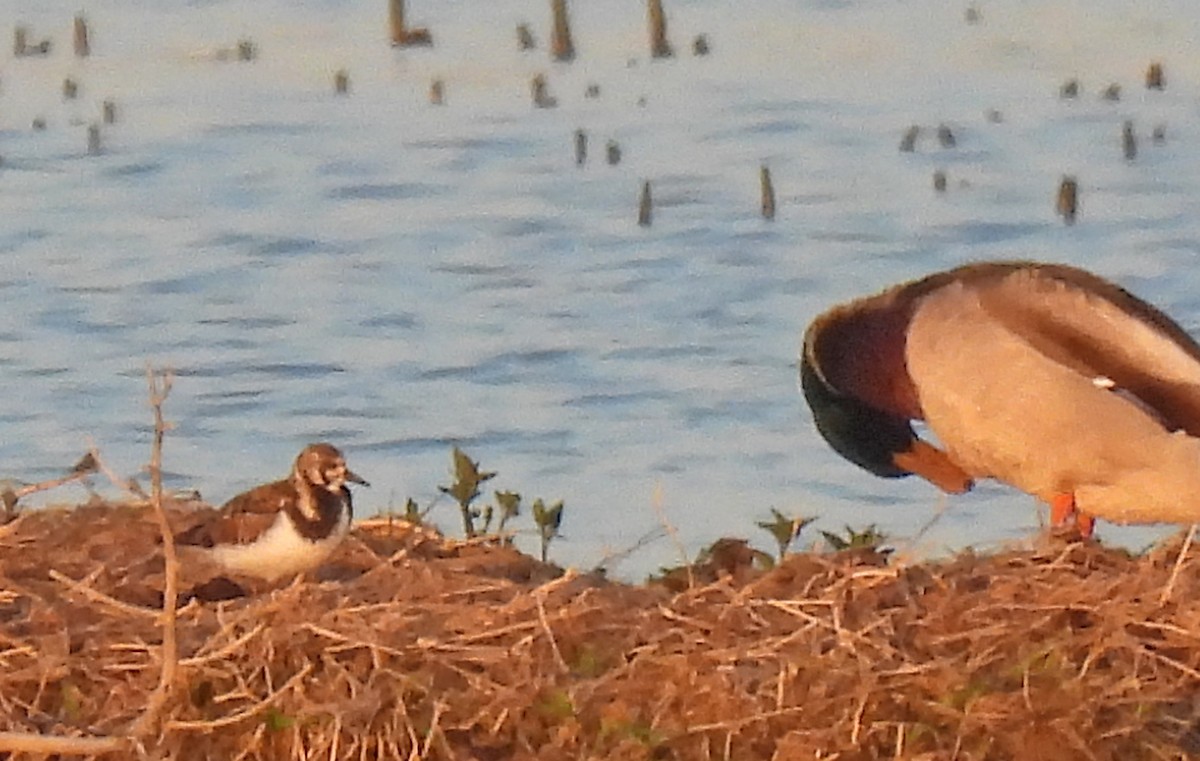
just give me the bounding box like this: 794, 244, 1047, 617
1048, 492, 1095, 538
1049, 493, 1075, 526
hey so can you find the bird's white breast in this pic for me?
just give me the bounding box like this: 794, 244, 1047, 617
207, 509, 350, 581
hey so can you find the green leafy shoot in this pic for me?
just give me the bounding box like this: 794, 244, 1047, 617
756, 508, 816, 561
437, 447, 496, 538
532, 498, 565, 563
264, 707, 295, 732
495, 490, 521, 533
403, 497, 422, 525
821, 524, 890, 553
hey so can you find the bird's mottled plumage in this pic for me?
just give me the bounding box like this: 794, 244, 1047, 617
801, 261, 1200, 532
175, 443, 367, 581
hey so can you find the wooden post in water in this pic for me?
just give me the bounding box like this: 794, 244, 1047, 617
13, 26, 27, 57
517, 24, 536, 51
550, 0, 575, 62
389, 0, 432, 47
1122, 120, 1136, 161
389, 0, 406, 44
606, 140, 621, 165
429, 79, 444, 105
574, 129, 587, 166
760, 165, 775, 220
638, 181, 653, 227
531, 74, 557, 108
1056, 176, 1078, 225
899, 125, 919, 152
334, 70, 350, 95
102, 99, 116, 124
73, 15, 89, 57
1146, 61, 1164, 90
933, 170, 947, 193
87, 124, 101, 156
62, 78, 79, 100
236, 39, 257, 61
648, 0, 673, 58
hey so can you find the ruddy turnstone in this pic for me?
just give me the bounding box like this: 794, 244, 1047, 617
175, 442, 368, 582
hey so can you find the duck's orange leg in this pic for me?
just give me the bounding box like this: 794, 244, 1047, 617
1049, 492, 1095, 539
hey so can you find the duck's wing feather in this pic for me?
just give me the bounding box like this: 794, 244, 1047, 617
963, 264, 1200, 434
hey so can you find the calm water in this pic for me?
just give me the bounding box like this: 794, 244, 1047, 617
2, 0, 1198, 577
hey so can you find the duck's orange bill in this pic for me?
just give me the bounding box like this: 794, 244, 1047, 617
892, 440, 973, 494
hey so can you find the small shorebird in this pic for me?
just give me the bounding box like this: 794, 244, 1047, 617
175, 443, 368, 582
801, 261, 1200, 537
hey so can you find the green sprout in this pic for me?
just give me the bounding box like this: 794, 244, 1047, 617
532, 498, 564, 562
495, 490, 521, 532
482, 490, 522, 538
821, 524, 891, 553
756, 508, 816, 562
437, 447, 496, 538
403, 497, 422, 525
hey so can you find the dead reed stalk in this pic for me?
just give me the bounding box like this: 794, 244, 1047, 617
388, 0, 432, 47
128, 367, 178, 739
1056, 176, 1078, 224
648, 0, 673, 58
760, 164, 775, 220
73, 15, 89, 57
550, 0, 575, 62
638, 180, 653, 227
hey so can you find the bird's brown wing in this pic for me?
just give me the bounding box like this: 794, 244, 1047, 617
174, 480, 292, 547
967, 263, 1200, 435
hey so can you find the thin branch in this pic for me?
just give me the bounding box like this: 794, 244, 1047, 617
87, 443, 148, 501
535, 590, 569, 674
0, 731, 130, 756
48, 569, 161, 620
167, 664, 314, 731
651, 482, 693, 589
180, 624, 267, 668
9, 457, 97, 500
129, 367, 178, 740
1160, 524, 1196, 606
589, 525, 667, 576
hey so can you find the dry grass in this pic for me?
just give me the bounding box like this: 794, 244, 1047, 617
2, 501, 1200, 760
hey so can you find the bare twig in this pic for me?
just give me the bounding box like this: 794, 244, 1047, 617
129, 367, 177, 740
651, 482, 693, 589
8, 455, 97, 501
49, 569, 160, 620
1160, 524, 1196, 605
589, 525, 667, 575
180, 624, 267, 667
0, 731, 130, 756
535, 591, 569, 674
87, 443, 148, 500
167, 664, 314, 731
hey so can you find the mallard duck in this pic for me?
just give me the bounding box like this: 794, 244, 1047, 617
800, 261, 1200, 536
